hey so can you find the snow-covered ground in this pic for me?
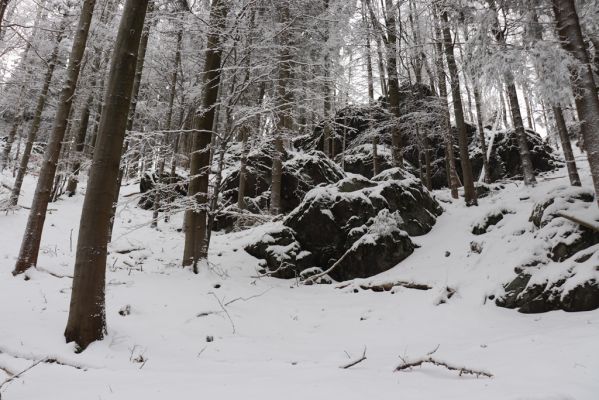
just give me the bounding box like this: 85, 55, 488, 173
1, 153, 598, 400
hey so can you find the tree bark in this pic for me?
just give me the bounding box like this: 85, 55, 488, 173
269, 1, 292, 216
13, 0, 97, 275
182, 0, 229, 268
553, 106, 581, 186
433, 9, 459, 199
64, 0, 149, 350
552, 0, 599, 206
440, 5, 477, 205
505, 79, 537, 185
473, 84, 491, 183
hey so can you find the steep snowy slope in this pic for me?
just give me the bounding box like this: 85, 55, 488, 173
0, 154, 597, 400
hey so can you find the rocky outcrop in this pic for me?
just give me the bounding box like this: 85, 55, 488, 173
245, 173, 442, 281
496, 187, 599, 313
138, 171, 187, 210
293, 84, 559, 188
220, 149, 345, 216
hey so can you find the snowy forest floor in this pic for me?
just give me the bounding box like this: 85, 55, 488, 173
1, 153, 598, 400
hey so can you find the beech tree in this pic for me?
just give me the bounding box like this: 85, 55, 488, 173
13, 0, 97, 275
552, 0, 599, 206
64, 0, 150, 350
182, 0, 229, 269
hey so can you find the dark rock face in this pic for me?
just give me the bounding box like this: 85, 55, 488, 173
496, 187, 599, 313
220, 149, 345, 216
496, 273, 599, 313
138, 171, 187, 210
245, 173, 442, 281
472, 208, 514, 235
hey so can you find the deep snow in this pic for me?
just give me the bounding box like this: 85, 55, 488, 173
0, 152, 598, 399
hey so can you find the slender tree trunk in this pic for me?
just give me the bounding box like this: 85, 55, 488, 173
553, 106, 581, 186
64, 0, 149, 350
473, 84, 491, 183
13, 0, 96, 275
107, 5, 153, 240
269, 1, 292, 216
10, 29, 65, 206
383, 0, 403, 167
237, 125, 250, 209
440, 6, 477, 205
552, 0, 599, 205
433, 11, 459, 199
362, 1, 375, 103
505, 80, 537, 185
182, 0, 229, 269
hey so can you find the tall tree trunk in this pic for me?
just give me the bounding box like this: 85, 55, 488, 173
10, 26, 65, 206
505, 79, 537, 185
553, 106, 581, 186
473, 84, 491, 183
383, 0, 403, 167
182, 0, 229, 269
440, 6, 477, 205
433, 12, 459, 199
269, 1, 292, 216
64, 0, 149, 350
13, 0, 96, 275
237, 125, 250, 209
552, 0, 599, 205
107, 4, 153, 240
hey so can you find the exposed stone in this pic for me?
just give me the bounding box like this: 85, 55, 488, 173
246, 174, 442, 281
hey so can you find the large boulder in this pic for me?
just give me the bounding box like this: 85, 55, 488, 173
217, 149, 345, 224
245, 172, 442, 281
496, 187, 599, 313
138, 171, 187, 210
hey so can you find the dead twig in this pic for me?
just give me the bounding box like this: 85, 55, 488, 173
224, 288, 272, 306
209, 292, 236, 334
394, 347, 493, 378
0, 358, 45, 397
340, 347, 367, 369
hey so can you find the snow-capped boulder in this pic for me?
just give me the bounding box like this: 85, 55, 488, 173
245, 173, 442, 281
138, 171, 187, 210
496, 187, 599, 313
220, 149, 345, 216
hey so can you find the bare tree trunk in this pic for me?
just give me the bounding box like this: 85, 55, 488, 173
433, 11, 459, 199
10, 25, 66, 206
552, 0, 599, 205
13, 0, 96, 275
107, 4, 153, 240
269, 1, 292, 216
362, 0, 375, 103
182, 0, 229, 269
383, 0, 403, 167
153, 28, 182, 227
505, 80, 537, 185
237, 125, 250, 209
64, 0, 149, 350
473, 84, 491, 183
486, 0, 536, 186
440, 6, 477, 205
553, 106, 581, 186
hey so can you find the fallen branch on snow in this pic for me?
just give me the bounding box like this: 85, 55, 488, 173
557, 211, 599, 232
0, 358, 45, 397
340, 347, 367, 369
337, 280, 432, 292
394, 348, 493, 378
